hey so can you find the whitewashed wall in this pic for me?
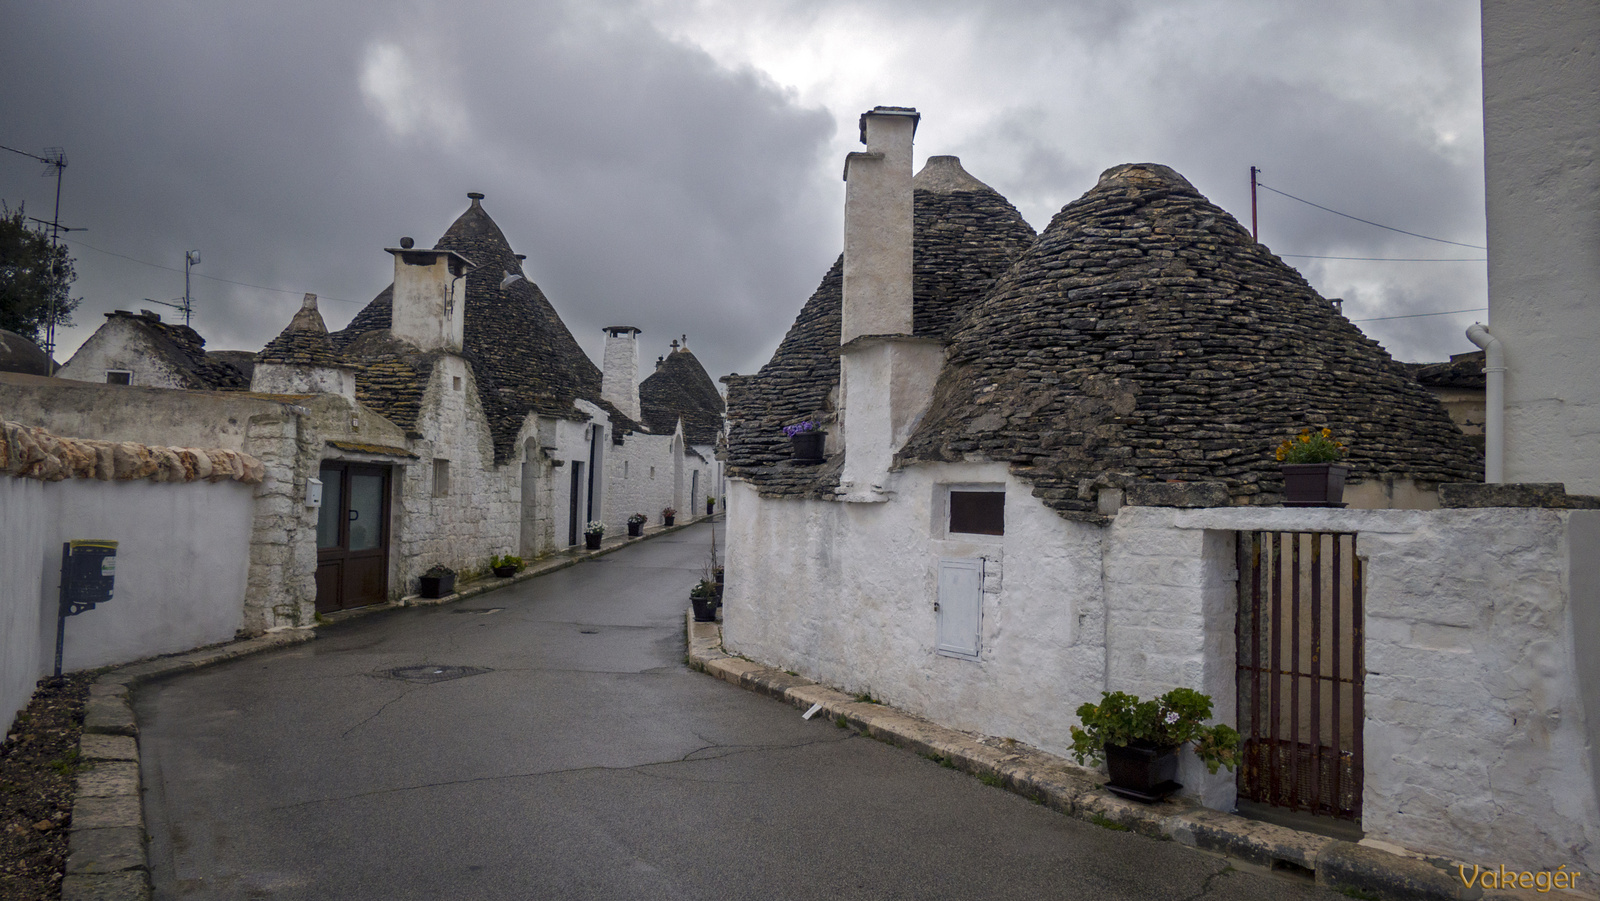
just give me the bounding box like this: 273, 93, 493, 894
723, 463, 1106, 756
606, 431, 680, 533
1, 478, 46, 733
1, 477, 253, 733
56, 317, 195, 388
394, 356, 519, 589
726, 476, 1600, 873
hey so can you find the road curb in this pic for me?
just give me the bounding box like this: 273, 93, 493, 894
686, 616, 1547, 901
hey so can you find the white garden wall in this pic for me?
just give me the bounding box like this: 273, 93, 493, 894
726, 476, 1600, 873
1, 476, 253, 733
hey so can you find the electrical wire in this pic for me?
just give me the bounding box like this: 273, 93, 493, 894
1282, 254, 1485, 262
1350, 307, 1486, 322
58, 235, 363, 304
1257, 182, 1486, 250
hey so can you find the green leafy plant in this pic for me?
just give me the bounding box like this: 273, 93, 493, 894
1069, 688, 1241, 774
489, 554, 523, 572
1276, 427, 1346, 464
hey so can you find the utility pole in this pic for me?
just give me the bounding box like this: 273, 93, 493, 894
1250, 165, 1260, 241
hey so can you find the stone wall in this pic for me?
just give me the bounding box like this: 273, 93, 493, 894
725, 473, 1600, 873
606, 431, 681, 532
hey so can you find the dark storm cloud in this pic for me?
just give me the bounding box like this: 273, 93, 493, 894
0, 0, 837, 382
1, 0, 1487, 392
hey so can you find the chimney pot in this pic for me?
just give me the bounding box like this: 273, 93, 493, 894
400, 237, 414, 249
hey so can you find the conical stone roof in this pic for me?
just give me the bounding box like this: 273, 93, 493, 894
724, 156, 1037, 496
335, 194, 633, 461
898, 163, 1483, 519
258, 294, 345, 369
640, 345, 725, 445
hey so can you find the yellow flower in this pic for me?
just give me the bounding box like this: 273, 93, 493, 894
1321, 428, 1332, 438
1299, 434, 1310, 443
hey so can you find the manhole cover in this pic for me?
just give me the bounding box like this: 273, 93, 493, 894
450, 608, 503, 615
379, 665, 491, 683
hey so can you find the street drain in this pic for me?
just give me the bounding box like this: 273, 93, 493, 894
451, 608, 503, 615
579, 629, 599, 634
379, 665, 491, 683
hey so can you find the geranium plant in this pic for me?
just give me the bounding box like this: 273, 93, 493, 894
628, 513, 647, 525
583, 521, 605, 536
1069, 688, 1241, 774
1276, 427, 1346, 464
661, 506, 677, 518
784, 420, 816, 438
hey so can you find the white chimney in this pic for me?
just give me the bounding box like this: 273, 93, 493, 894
386, 234, 473, 353
842, 106, 919, 342
837, 106, 943, 501
601, 326, 642, 421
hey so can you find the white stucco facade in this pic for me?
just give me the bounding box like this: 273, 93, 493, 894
725, 474, 1600, 873
1481, 0, 1600, 493
56, 315, 205, 388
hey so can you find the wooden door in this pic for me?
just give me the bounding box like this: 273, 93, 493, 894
315, 462, 391, 612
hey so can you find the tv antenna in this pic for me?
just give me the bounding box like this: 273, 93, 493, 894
141, 250, 200, 326
1, 143, 69, 359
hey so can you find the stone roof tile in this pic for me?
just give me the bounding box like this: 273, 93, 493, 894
639, 347, 725, 445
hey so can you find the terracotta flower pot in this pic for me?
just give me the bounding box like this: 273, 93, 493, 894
1281, 463, 1350, 507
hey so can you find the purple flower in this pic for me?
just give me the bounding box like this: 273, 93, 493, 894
784, 421, 816, 438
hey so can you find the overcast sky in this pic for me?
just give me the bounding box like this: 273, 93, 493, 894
0, 0, 1488, 386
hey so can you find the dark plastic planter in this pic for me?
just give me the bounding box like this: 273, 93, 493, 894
585, 532, 602, 550
1282, 463, 1350, 507
419, 573, 455, 599
627, 521, 643, 537
706, 499, 715, 516
493, 566, 518, 579
790, 431, 826, 463
1104, 742, 1181, 802
663, 515, 675, 527
691, 594, 717, 622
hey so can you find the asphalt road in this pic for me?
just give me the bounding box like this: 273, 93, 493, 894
137, 521, 1341, 900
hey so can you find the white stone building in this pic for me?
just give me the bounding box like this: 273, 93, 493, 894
1478, 0, 1600, 493
721, 107, 1600, 874
56, 309, 251, 390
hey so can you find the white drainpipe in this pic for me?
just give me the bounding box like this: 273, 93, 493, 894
1466, 323, 1504, 483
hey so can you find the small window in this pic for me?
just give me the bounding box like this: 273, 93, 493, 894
949, 490, 1004, 536
105, 370, 132, 385
432, 459, 450, 497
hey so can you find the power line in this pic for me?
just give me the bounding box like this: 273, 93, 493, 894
59, 235, 363, 304
1350, 307, 1486, 322
1283, 254, 1486, 262
1257, 181, 1486, 250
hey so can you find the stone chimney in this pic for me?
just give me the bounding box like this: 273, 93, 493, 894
837, 106, 944, 500
386, 226, 474, 353
601, 326, 642, 421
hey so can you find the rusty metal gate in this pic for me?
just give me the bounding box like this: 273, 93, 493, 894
1236, 531, 1364, 821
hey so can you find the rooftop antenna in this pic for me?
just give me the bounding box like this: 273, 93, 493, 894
0, 143, 69, 361
141, 249, 200, 326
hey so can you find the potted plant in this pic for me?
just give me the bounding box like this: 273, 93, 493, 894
1069, 688, 1240, 802
627, 512, 647, 538
706, 494, 716, 516
1276, 427, 1350, 507
419, 564, 456, 599
583, 521, 605, 550
785, 420, 826, 464
662, 506, 676, 527
690, 579, 719, 622
490, 554, 522, 579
